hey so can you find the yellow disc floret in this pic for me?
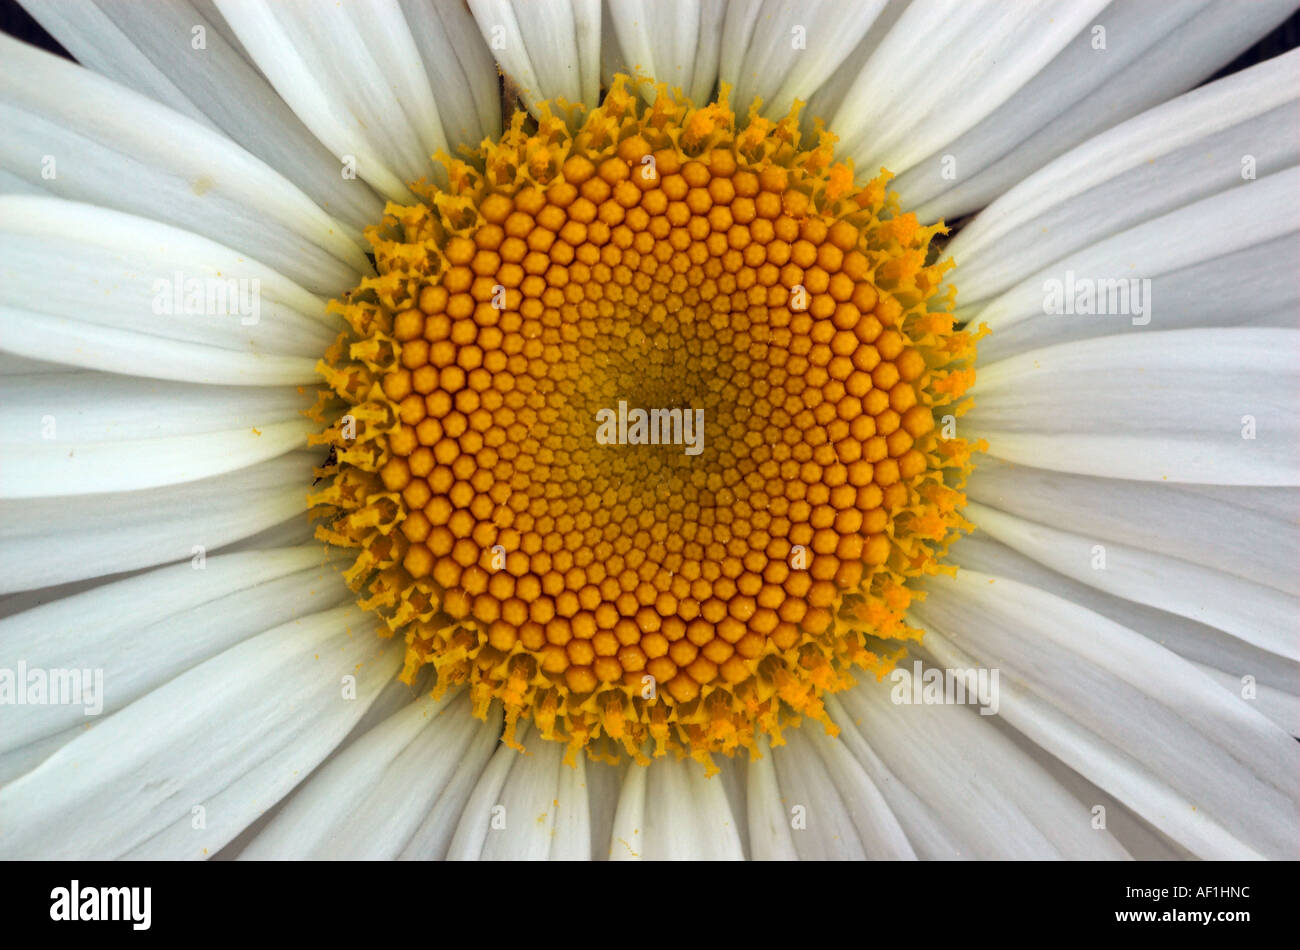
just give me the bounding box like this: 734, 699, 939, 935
309, 76, 982, 767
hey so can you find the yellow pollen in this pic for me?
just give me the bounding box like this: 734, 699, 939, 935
309, 76, 983, 768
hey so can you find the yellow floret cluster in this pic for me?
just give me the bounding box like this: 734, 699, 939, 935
309, 76, 982, 768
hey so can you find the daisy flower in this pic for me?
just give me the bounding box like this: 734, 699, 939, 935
0, 0, 1296, 862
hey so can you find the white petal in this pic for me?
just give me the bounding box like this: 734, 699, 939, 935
1, 195, 336, 352
2, 309, 318, 386
0, 351, 63, 374
439, 718, 525, 859
719, 0, 886, 118
1190, 662, 1299, 738
21, 0, 386, 231
957, 166, 1299, 346
745, 737, 798, 859
822, 694, 968, 859
0, 727, 75, 788
710, 753, 751, 856
0, 450, 318, 594
0, 606, 403, 859
830, 0, 1108, 176
398, 0, 502, 150
1181, 482, 1299, 520
606, 758, 648, 859
23, 0, 202, 121
208, 666, 435, 858
913, 569, 1300, 859
0, 544, 348, 754
550, 741, 596, 859
837, 668, 1130, 859
800, 1, 909, 136
579, 757, 624, 859
0, 371, 314, 497
608, 754, 744, 860
477, 729, 591, 860
0, 166, 44, 195
1027, 747, 1192, 860
966, 232, 1298, 363
446, 721, 594, 860
0, 371, 309, 442
968, 502, 1299, 661
335, 665, 435, 748
969, 459, 1298, 594
768, 726, 915, 859
204, 509, 318, 557
608, 0, 728, 105
2, 419, 312, 498
468, 0, 602, 116
966, 328, 1300, 486
948, 51, 1300, 314
1, 195, 335, 385
398, 708, 505, 860
950, 530, 1300, 696
894, 0, 1208, 214
906, 0, 1300, 222
0, 33, 369, 295
238, 690, 495, 858
216, 0, 451, 202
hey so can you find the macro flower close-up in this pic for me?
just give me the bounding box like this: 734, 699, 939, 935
0, 0, 1297, 866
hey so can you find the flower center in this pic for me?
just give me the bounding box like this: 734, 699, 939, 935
309, 76, 981, 767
